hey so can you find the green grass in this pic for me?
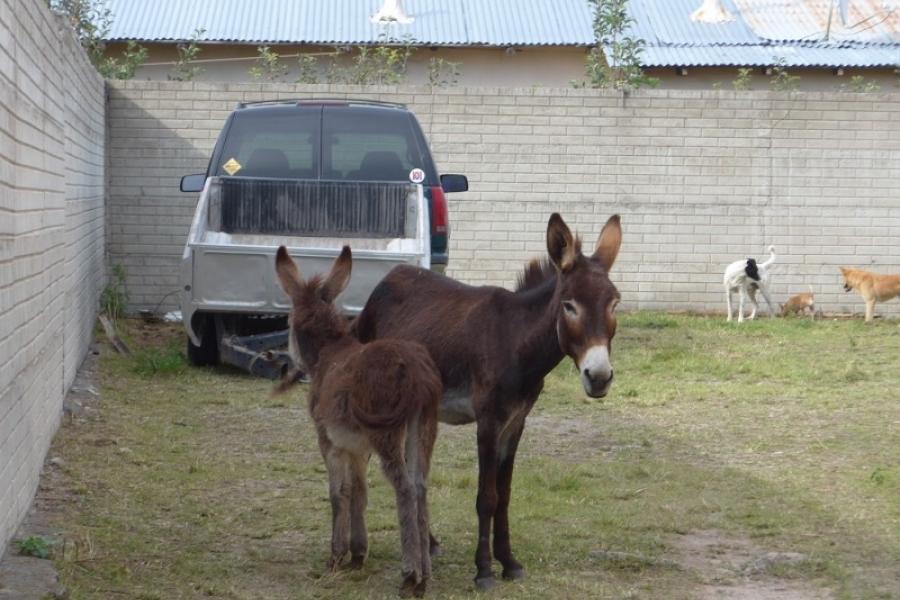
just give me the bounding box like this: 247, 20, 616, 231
47, 314, 900, 599
130, 340, 187, 377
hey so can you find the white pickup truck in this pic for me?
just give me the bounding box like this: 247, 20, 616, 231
178, 99, 467, 377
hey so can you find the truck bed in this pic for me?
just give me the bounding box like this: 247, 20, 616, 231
180, 177, 429, 345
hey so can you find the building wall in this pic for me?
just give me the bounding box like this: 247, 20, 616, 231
106, 41, 900, 91
107, 81, 900, 317
644, 66, 900, 92
106, 42, 590, 87
0, 0, 105, 555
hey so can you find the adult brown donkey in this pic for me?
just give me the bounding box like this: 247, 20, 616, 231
354, 213, 622, 590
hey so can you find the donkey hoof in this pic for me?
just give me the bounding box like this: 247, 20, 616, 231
348, 555, 365, 570
399, 573, 419, 598
413, 578, 428, 598
502, 566, 526, 581
474, 575, 496, 591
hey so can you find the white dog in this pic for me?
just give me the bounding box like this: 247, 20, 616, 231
724, 246, 776, 322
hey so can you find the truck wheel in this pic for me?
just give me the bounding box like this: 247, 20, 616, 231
187, 316, 218, 366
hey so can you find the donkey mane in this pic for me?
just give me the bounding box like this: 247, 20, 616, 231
515, 237, 582, 293
515, 258, 554, 292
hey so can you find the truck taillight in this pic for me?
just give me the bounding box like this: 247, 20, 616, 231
206, 178, 223, 231
429, 186, 448, 235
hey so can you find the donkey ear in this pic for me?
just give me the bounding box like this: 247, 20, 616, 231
593, 214, 622, 271
275, 246, 304, 299
320, 246, 352, 303
546, 213, 579, 273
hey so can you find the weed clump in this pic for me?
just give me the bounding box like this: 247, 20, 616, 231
131, 345, 186, 377
15, 536, 53, 559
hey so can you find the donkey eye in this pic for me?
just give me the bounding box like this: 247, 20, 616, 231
562, 301, 578, 316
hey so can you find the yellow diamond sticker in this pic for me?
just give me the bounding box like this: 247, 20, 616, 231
222, 158, 242, 175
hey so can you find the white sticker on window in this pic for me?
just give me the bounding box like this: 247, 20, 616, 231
409, 168, 425, 184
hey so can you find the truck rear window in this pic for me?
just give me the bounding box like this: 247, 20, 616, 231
213, 105, 428, 183
323, 108, 425, 183
215, 109, 320, 179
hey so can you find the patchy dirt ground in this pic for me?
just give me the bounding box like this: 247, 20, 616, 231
670, 530, 833, 600
0, 345, 102, 600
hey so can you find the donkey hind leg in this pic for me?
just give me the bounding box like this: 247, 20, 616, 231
380, 446, 423, 598
406, 412, 434, 598
348, 453, 370, 569
494, 421, 526, 581
473, 419, 500, 590
325, 449, 353, 571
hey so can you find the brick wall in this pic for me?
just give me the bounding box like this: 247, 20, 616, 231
107, 81, 900, 317
0, 0, 105, 555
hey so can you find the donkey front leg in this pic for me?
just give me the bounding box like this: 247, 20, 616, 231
381, 452, 424, 598
348, 453, 370, 569
324, 449, 352, 571
412, 444, 432, 597
474, 420, 500, 590
494, 421, 526, 581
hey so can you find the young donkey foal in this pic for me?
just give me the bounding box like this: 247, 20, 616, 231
355, 213, 622, 590
273, 246, 441, 597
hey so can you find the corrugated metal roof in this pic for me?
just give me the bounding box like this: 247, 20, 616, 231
104, 0, 900, 67
642, 43, 900, 67
735, 0, 900, 44
103, 0, 595, 46
621, 0, 900, 67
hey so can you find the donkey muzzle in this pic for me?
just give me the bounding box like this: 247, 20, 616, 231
584, 370, 614, 398
579, 345, 614, 398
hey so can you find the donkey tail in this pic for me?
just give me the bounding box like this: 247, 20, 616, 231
348, 342, 441, 431
760, 245, 776, 269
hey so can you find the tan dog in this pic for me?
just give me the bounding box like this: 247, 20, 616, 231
781, 287, 815, 318
839, 267, 900, 322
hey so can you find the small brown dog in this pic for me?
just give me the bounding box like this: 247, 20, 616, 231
839, 267, 900, 322
781, 287, 815, 318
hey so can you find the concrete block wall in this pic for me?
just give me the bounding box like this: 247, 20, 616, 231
0, 0, 105, 555
107, 81, 900, 317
